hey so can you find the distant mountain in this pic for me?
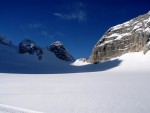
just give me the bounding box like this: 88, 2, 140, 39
19, 39, 44, 60
0, 37, 76, 73
89, 11, 150, 63
47, 41, 75, 62
17, 39, 74, 62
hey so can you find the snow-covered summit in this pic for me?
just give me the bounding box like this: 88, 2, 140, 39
51, 41, 63, 46
89, 11, 150, 63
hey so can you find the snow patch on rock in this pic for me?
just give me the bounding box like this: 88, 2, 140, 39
89, 11, 150, 63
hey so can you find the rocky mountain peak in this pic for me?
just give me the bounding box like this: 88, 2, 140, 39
48, 41, 75, 62
19, 39, 44, 60
89, 11, 150, 63
0, 37, 75, 62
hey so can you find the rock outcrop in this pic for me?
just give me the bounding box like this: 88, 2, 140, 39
89, 11, 150, 63
19, 39, 43, 60
47, 41, 75, 62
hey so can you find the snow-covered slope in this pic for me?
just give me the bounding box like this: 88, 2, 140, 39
1, 41, 150, 74
0, 44, 74, 74
0, 37, 77, 73
0, 51, 150, 113
0, 43, 121, 74
1, 25, 150, 112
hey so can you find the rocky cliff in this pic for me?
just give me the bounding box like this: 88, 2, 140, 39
89, 11, 150, 63
19, 39, 44, 60
18, 39, 75, 62
47, 41, 75, 62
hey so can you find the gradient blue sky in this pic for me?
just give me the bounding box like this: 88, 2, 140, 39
0, 0, 150, 58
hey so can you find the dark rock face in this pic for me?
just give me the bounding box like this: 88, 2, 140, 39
19, 39, 43, 60
89, 12, 150, 63
48, 41, 75, 62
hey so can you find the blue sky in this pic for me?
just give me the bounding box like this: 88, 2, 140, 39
0, 0, 150, 58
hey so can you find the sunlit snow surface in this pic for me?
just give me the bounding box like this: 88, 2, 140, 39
0, 51, 150, 113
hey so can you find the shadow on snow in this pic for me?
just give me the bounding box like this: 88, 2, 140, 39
0, 59, 122, 74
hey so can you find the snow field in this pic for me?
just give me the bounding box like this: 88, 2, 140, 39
1, 44, 150, 113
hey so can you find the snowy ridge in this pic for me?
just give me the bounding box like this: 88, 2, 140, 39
0, 104, 43, 113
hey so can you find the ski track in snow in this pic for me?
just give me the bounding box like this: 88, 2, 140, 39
0, 104, 43, 113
